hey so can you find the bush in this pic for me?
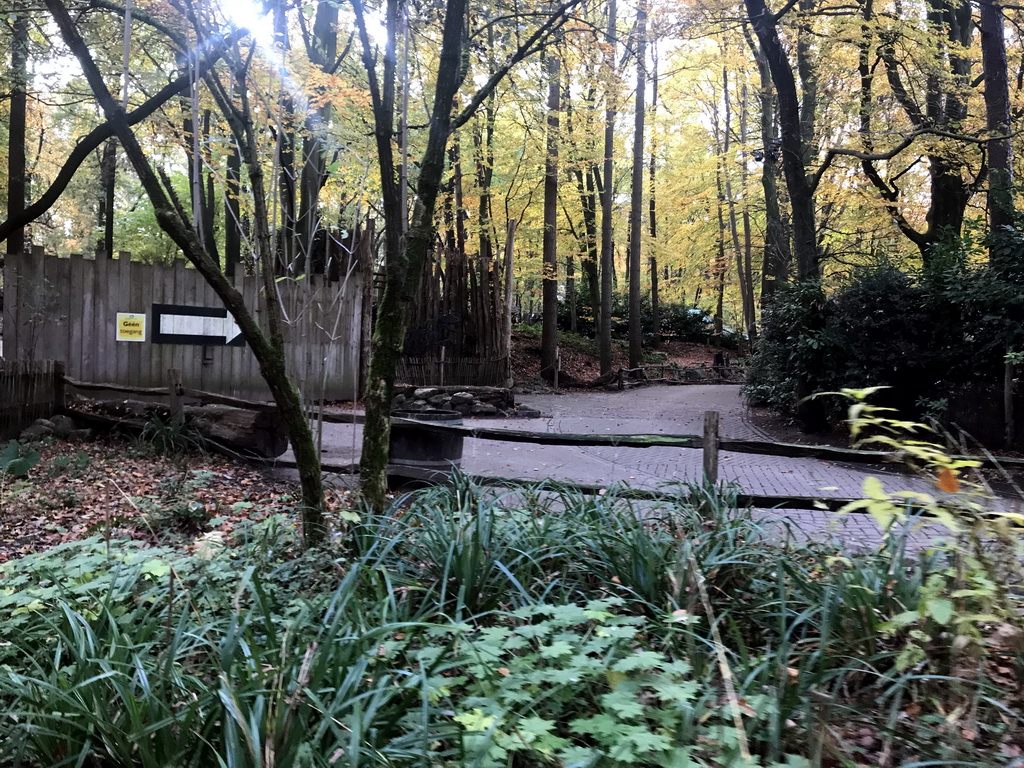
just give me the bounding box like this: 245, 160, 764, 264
745, 261, 1024, 425
2, 475, 1021, 767
558, 286, 734, 347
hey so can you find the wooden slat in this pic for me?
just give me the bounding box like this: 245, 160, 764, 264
93, 254, 110, 386
68, 255, 84, 374
129, 259, 149, 387
2, 252, 20, 359
115, 253, 132, 386
0, 359, 63, 438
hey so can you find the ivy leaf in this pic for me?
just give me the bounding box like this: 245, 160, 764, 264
612, 650, 664, 672
927, 598, 954, 625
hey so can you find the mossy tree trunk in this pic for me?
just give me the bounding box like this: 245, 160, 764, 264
46, 0, 330, 546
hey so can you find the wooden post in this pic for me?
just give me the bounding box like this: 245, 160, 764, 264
168, 368, 183, 427
502, 219, 517, 386
554, 346, 560, 390
53, 361, 65, 413
703, 410, 719, 485
1005, 355, 1016, 447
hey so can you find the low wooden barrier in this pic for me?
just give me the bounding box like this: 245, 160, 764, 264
48, 371, 1024, 512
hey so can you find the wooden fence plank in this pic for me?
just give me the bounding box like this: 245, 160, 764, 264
0, 359, 64, 438
115, 253, 132, 386
2, 252, 20, 359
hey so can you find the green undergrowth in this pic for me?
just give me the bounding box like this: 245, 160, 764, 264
0, 472, 1022, 767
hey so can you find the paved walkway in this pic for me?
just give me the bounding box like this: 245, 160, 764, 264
304, 385, 999, 548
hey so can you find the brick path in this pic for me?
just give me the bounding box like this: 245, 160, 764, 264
309, 385, 991, 547
460, 386, 954, 547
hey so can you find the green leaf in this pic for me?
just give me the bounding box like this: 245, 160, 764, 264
611, 650, 664, 672
926, 598, 954, 625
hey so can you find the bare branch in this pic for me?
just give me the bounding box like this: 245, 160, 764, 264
452, 0, 586, 132
0, 30, 243, 243
811, 126, 1014, 193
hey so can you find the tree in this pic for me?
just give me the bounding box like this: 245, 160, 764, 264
980, 0, 1013, 248
43, 0, 331, 546
541, 51, 561, 382
744, 0, 820, 283
6, 10, 28, 260
355, 0, 582, 512
598, 0, 618, 376
859, 0, 981, 265
627, 0, 647, 370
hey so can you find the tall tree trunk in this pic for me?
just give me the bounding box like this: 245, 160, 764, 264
979, 0, 1015, 445
274, 0, 298, 272
474, 87, 497, 355
567, 252, 577, 332
746, 28, 790, 303
744, 0, 819, 281
6, 13, 28, 259
579, 167, 601, 335
738, 84, 757, 342
98, 138, 116, 258
357, 0, 470, 511
225, 137, 241, 276
648, 46, 659, 346
298, 0, 339, 273
200, 110, 219, 263
714, 158, 728, 337
980, 0, 1013, 246
598, 0, 617, 374
541, 53, 561, 381
744, 0, 827, 430
627, 0, 647, 370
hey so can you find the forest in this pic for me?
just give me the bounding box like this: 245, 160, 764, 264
4, 2, 1024, 765
4, 0, 1023, 433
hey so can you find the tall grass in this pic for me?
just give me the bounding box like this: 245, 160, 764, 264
1, 476, 1020, 767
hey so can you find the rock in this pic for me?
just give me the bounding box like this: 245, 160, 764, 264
413, 388, 441, 400
68, 428, 95, 443
428, 394, 451, 406
450, 391, 475, 405
50, 414, 77, 439
516, 406, 542, 418
20, 423, 52, 441
34, 418, 56, 430
471, 403, 498, 415
453, 403, 472, 415
392, 393, 407, 407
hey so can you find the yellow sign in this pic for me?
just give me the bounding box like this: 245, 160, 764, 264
116, 313, 146, 342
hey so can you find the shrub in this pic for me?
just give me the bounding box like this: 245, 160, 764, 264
745, 262, 1024, 426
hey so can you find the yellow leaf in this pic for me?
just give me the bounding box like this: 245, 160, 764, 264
937, 467, 960, 494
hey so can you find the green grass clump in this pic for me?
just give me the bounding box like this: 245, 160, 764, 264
1, 476, 1021, 767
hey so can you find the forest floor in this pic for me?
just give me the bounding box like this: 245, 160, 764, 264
509, 329, 730, 388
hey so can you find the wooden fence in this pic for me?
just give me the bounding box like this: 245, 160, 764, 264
2, 248, 363, 401
396, 355, 510, 387
0, 360, 64, 439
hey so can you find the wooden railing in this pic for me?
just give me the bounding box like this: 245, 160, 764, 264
52, 373, 1021, 514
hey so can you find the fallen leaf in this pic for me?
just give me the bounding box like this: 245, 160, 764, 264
937, 467, 960, 493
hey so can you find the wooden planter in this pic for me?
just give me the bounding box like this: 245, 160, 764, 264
388, 410, 464, 483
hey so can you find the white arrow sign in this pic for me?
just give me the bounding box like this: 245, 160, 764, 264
152, 304, 245, 346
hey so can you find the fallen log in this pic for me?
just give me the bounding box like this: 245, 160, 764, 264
66, 398, 288, 458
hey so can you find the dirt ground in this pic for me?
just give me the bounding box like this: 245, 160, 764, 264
509, 333, 730, 388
